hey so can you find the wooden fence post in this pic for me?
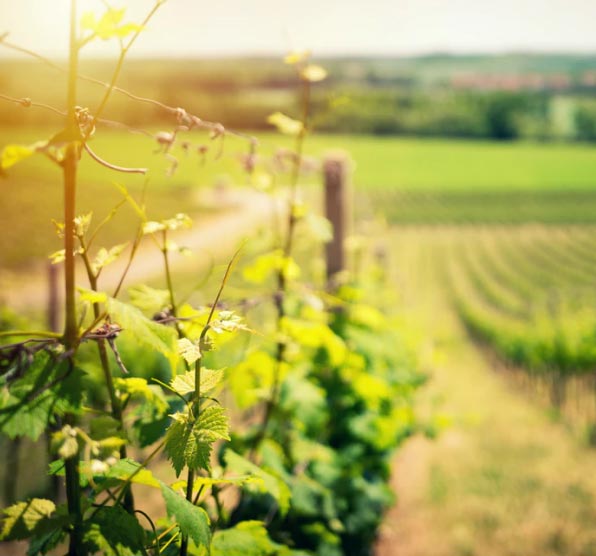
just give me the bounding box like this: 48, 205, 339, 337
324, 154, 350, 281
47, 262, 60, 333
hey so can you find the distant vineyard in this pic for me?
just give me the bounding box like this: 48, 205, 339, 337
444, 226, 596, 425
363, 190, 596, 224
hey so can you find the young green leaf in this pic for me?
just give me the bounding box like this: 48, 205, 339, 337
0, 142, 44, 171
267, 112, 304, 136
170, 367, 224, 396
114, 377, 168, 413
74, 212, 93, 237
48, 249, 66, 265
161, 484, 211, 548
243, 250, 300, 285
300, 64, 327, 83
78, 287, 108, 304
1, 499, 57, 541
81, 8, 144, 41
0, 357, 83, 441
143, 213, 192, 235
104, 458, 161, 489
178, 338, 202, 366
210, 311, 249, 334
165, 407, 230, 476
52, 425, 79, 460
284, 49, 311, 65
91, 243, 128, 275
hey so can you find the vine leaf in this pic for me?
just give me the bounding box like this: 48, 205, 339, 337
284, 50, 311, 65
114, 377, 168, 413
170, 367, 224, 396
243, 250, 300, 285
224, 450, 291, 516
107, 297, 178, 367
161, 484, 211, 550
81, 8, 143, 41
142, 213, 192, 235
0, 142, 45, 171
82, 505, 145, 556
91, 242, 128, 275
104, 458, 161, 488
178, 338, 201, 366
164, 407, 230, 476
74, 212, 93, 237
78, 287, 108, 304
127, 284, 170, 315
301, 64, 327, 83
212, 521, 293, 556
267, 113, 303, 136
0, 499, 59, 541
0, 355, 83, 441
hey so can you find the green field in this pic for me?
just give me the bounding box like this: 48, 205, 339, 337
2, 128, 596, 268
3, 128, 596, 191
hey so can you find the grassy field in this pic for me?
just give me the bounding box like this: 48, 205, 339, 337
1, 127, 596, 268
3, 128, 596, 192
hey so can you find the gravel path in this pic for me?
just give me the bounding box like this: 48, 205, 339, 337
2, 188, 276, 315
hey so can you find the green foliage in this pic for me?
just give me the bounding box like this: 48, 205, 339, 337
243, 250, 301, 285
224, 451, 291, 516
80, 8, 144, 41
107, 296, 178, 365
128, 284, 171, 315
0, 351, 84, 441
82, 505, 146, 556
177, 339, 203, 367
171, 368, 224, 396
212, 521, 294, 556
115, 376, 168, 413
267, 113, 304, 136
161, 484, 211, 549
165, 407, 230, 476
0, 143, 42, 170
0, 19, 423, 556
90, 243, 128, 275
1, 499, 59, 541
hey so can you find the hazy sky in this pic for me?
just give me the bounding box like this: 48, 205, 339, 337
2, 0, 596, 58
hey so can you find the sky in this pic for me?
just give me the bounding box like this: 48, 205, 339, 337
1, 0, 596, 59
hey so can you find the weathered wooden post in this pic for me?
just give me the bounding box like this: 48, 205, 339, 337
324, 153, 350, 281
47, 262, 60, 332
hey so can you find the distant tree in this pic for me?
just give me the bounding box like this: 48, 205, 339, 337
575, 102, 596, 141
482, 92, 528, 140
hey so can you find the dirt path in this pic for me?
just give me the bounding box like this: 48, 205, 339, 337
2, 188, 277, 314
376, 227, 596, 556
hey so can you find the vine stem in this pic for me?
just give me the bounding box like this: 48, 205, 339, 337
180, 357, 201, 556
63, 1, 84, 554
78, 238, 135, 512
178, 252, 239, 555
254, 76, 311, 450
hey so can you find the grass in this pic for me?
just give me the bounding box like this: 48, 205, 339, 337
3, 127, 596, 191
1, 127, 596, 268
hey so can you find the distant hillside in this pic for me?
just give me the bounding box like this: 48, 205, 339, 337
1, 53, 596, 140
